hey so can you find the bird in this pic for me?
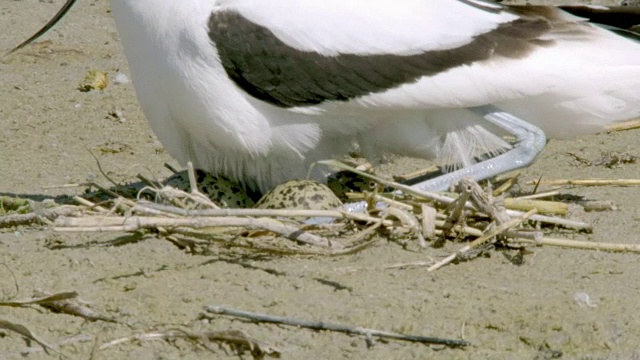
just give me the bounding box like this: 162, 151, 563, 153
11, 0, 640, 194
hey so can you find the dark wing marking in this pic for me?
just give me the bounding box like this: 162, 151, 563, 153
208, 10, 554, 108
559, 5, 640, 30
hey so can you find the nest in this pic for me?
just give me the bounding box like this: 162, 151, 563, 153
3, 160, 638, 272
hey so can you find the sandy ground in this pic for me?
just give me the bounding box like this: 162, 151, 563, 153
1, 1, 640, 359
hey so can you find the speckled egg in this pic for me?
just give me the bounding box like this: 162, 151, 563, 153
327, 171, 379, 202
255, 180, 342, 210
163, 169, 260, 208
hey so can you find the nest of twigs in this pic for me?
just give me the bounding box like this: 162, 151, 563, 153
3, 160, 639, 272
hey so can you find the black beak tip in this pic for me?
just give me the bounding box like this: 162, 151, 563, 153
6, 0, 78, 57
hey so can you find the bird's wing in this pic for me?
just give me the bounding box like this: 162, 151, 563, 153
213, 0, 519, 56
558, 5, 640, 31
208, 0, 640, 135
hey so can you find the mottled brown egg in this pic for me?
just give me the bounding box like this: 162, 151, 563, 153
256, 180, 342, 210
327, 170, 379, 202
163, 169, 259, 208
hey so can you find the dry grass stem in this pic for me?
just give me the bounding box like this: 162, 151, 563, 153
492, 171, 521, 196
503, 198, 568, 215
442, 182, 471, 233
515, 190, 561, 200
73, 196, 109, 212
394, 165, 440, 181
0, 205, 81, 227
529, 179, 640, 187
428, 209, 538, 272
575, 200, 617, 212
337, 260, 436, 273
54, 216, 338, 248
378, 206, 426, 248
0, 291, 78, 308
505, 210, 591, 231
134, 201, 390, 225
204, 305, 469, 347
511, 237, 640, 253
32, 289, 118, 324
606, 118, 640, 132
421, 205, 437, 240
16, 334, 94, 356
320, 160, 460, 206
0, 318, 59, 355
372, 194, 414, 211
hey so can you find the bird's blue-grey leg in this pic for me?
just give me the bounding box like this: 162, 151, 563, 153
410, 105, 547, 192
331, 106, 547, 218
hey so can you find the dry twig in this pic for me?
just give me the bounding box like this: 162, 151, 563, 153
529, 179, 640, 187
54, 215, 339, 249
428, 209, 538, 272
204, 305, 469, 347
0, 318, 58, 355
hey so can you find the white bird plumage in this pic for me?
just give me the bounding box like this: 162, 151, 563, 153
106, 0, 639, 192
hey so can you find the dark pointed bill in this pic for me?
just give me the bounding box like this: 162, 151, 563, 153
6, 0, 78, 56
